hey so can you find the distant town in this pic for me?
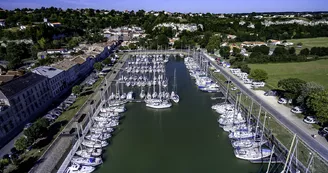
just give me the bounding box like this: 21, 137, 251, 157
1, 7, 328, 173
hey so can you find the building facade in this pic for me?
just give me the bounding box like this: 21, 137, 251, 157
32, 66, 67, 98
0, 73, 52, 146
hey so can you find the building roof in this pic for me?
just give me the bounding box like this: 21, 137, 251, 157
32, 66, 63, 78
0, 75, 15, 84
0, 73, 47, 98
6, 70, 24, 76
52, 59, 78, 71
71, 57, 86, 65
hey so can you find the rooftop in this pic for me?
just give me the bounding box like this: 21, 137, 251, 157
0, 75, 15, 84
0, 73, 47, 98
32, 66, 64, 78
52, 59, 78, 71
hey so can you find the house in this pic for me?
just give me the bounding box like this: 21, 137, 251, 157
46, 48, 66, 54
268, 39, 281, 45
32, 66, 67, 98
241, 41, 267, 47
0, 73, 52, 146
227, 35, 237, 40
0, 19, 5, 27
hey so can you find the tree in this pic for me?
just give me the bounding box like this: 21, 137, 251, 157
297, 82, 324, 106
37, 37, 46, 50
278, 78, 306, 100
249, 69, 268, 82
206, 35, 220, 53
219, 46, 231, 58
102, 58, 111, 65
299, 48, 310, 56
23, 118, 49, 144
232, 47, 241, 56
128, 43, 137, 50
240, 64, 251, 74
14, 136, 29, 151
72, 85, 82, 95
93, 62, 102, 71
297, 42, 303, 46
306, 90, 328, 124
288, 47, 296, 55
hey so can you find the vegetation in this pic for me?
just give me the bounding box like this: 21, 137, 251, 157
249, 69, 268, 82
277, 78, 306, 100
72, 85, 82, 95
248, 60, 328, 88
93, 62, 103, 71
306, 90, 328, 124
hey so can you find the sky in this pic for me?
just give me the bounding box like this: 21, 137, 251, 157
1, 0, 328, 13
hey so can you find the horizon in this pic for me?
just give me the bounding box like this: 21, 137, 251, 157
1, 0, 328, 14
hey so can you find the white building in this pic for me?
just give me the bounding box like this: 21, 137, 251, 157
0, 73, 52, 146
32, 66, 67, 98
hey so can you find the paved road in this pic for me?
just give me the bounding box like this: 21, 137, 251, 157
200, 52, 328, 161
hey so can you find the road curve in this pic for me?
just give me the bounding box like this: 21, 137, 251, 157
201, 52, 328, 161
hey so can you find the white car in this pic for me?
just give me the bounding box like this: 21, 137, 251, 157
214, 69, 221, 73
231, 87, 238, 91
303, 116, 317, 124
278, 98, 287, 104
278, 98, 292, 104
291, 107, 304, 114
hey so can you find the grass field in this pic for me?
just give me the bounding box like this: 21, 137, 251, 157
287, 37, 328, 53
249, 59, 328, 89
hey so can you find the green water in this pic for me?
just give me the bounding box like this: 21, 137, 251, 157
96, 58, 263, 173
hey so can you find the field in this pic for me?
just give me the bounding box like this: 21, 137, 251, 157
287, 37, 328, 53
249, 59, 328, 89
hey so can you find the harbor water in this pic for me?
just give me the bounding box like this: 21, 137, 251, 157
95, 56, 264, 173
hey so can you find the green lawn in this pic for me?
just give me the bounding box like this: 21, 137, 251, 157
288, 37, 328, 48
287, 37, 328, 54
249, 59, 328, 89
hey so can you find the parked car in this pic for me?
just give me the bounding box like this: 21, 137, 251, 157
278, 98, 292, 104
264, 90, 277, 96
49, 110, 61, 117
24, 123, 33, 130
303, 116, 317, 124
44, 114, 57, 121
318, 127, 328, 137
291, 106, 304, 114
231, 87, 238, 91
214, 69, 220, 73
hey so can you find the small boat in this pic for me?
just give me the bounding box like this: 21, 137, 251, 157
76, 148, 102, 158
65, 163, 95, 173
234, 148, 272, 161
71, 156, 103, 166
81, 140, 108, 148
146, 99, 172, 109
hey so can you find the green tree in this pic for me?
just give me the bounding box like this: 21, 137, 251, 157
278, 78, 306, 100
14, 136, 29, 151
299, 48, 310, 56
37, 37, 46, 50
103, 58, 111, 65
297, 82, 324, 106
93, 62, 102, 71
249, 69, 268, 82
128, 43, 137, 50
240, 64, 251, 74
232, 47, 241, 56
219, 46, 231, 58
288, 47, 296, 55
72, 85, 82, 95
306, 90, 328, 124
206, 35, 220, 54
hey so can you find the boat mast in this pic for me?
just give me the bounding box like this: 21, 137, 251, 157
173, 68, 177, 92
281, 134, 297, 173
259, 112, 267, 152
286, 138, 298, 173
266, 145, 275, 173
253, 105, 262, 141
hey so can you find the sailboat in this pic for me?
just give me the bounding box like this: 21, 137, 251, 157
139, 88, 146, 99
170, 68, 180, 103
